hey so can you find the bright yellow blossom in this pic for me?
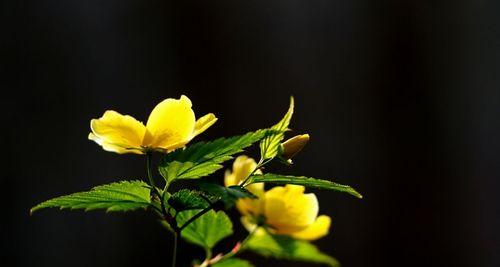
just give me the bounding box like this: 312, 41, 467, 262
263, 185, 331, 240
88, 95, 217, 154
226, 155, 331, 241
224, 155, 264, 216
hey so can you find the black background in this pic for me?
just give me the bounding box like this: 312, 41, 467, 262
3, 1, 500, 267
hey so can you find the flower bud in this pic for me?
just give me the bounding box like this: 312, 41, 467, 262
281, 134, 310, 160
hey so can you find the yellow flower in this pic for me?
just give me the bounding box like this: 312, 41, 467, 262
281, 134, 310, 160
224, 155, 264, 216
88, 95, 217, 154
262, 185, 331, 240
225, 153, 331, 241
238, 182, 331, 241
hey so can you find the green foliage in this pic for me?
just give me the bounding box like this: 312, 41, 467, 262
197, 181, 256, 209
212, 258, 255, 267
247, 173, 363, 199
260, 96, 294, 160
29, 96, 362, 267
30, 180, 152, 214
168, 189, 215, 212
159, 130, 267, 182
176, 209, 233, 249
245, 232, 339, 267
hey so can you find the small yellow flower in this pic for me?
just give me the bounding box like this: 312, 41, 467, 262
224, 155, 264, 216
225, 154, 331, 241
281, 134, 310, 160
88, 95, 217, 154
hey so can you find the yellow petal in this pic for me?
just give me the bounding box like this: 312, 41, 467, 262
225, 156, 265, 216
264, 185, 319, 234
143, 95, 196, 151
89, 110, 146, 154
88, 133, 143, 154
236, 198, 265, 216
224, 156, 264, 195
224, 170, 237, 187
291, 215, 331, 240
240, 216, 267, 236
193, 113, 217, 137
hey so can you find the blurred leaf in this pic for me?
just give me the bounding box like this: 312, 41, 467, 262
31, 180, 152, 214
247, 173, 362, 199
212, 258, 255, 267
260, 96, 294, 160
159, 130, 268, 182
245, 232, 339, 267
177, 209, 233, 249
168, 189, 215, 212
197, 181, 256, 209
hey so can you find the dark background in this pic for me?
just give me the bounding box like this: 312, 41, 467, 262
2, 1, 500, 267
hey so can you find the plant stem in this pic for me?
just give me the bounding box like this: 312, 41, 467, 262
241, 157, 272, 186
218, 226, 258, 262
146, 152, 157, 191
205, 248, 212, 262
179, 206, 212, 231
145, 152, 179, 266
171, 231, 178, 267
240, 226, 257, 249
146, 151, 169, 217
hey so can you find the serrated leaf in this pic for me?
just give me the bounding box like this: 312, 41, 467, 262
159, 130, 268, 182
197, 182, 256, 209
247, 173, 363, 199
212, 258, 255, 267
245, 232, 339, 267
30, 180, 152, 214
260, 96, 294, 160
177, 209, 233, 249
168, 189, 215, 212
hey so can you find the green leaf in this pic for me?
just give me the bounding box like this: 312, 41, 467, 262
159, 130, 268, 182
212, 258, 255, 267
30, 180, 152, 214
197, 182, 256, 209
245, 232, 339, 267
168, 189, 215, 212
260, 96, 294, 160
176, 209, 233, 249
247, 173, 363, 199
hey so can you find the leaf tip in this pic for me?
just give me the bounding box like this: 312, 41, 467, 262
352, 190, 363, 199
30, 205, 41, 215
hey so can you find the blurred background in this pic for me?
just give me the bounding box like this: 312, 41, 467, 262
2, 1, 500, 266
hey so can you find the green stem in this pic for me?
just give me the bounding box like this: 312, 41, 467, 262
218, 226, 258, 262
179, 205, 212, 231
146, 151, 169, 216
205, 248, 212, 262
171, 231, 178, 267
240, 226, 257, 250
241, 158, 272, 186
145, 152, 178, 266
146, 152, 157, 191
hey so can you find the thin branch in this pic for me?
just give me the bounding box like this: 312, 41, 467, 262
242, 157, 272, 186
179, 205, 213, 231
214, 226, 259, 263
171, 231, 178, 267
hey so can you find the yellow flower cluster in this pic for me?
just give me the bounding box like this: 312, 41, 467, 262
225, 155, 331, 241
89, 95, 332, 241
88, 95, 217, 154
